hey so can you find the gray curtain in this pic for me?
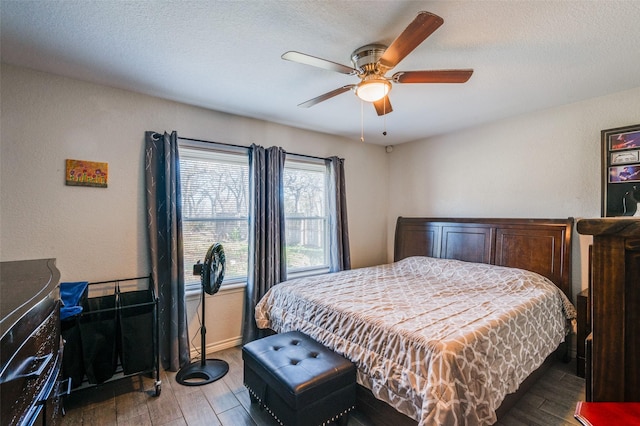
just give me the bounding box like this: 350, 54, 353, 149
328, 156, 351, 272
242, 144, 287, 343
144, 131, 190, 371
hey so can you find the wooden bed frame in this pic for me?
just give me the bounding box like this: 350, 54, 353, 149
356, 217, 574, 425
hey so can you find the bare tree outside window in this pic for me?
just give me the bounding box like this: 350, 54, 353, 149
180, 148, 249, 290
283, 161, 329, 272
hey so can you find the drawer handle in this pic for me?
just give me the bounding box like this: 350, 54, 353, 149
21, 353, 53, 379
0, 353, 54, 385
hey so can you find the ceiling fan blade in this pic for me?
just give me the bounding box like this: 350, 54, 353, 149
379, 11, 444, 70
392, 69, 474, 84
282, 51, 357, 75
298, 85, 355, 108
373, 96, 393, 116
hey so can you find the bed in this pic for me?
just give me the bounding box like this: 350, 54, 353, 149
255, 217, 576, 425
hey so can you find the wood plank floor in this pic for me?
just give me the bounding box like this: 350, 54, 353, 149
62, 346, 585, 426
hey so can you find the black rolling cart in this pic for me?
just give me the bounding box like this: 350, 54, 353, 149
61, 275, 161, 397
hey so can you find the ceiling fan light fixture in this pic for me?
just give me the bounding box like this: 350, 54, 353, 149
283, 12, 472, 115
355, 78, 391, 102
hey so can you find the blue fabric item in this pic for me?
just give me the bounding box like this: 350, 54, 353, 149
60, 281, 88, 320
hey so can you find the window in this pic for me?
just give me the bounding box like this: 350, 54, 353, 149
283, 157, 330, 277
179, 143, 249, 291
179, 143, 332, 291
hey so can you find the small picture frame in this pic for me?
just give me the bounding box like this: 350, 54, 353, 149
65, 159, 108, 188
602, 124, 640, 216
611, 150, 639, 165
609, 129, 640, 151
608, 164, 640, 183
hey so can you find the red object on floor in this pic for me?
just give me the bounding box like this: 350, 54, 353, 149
574, 401, 640, 425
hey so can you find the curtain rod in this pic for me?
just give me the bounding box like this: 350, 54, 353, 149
177, 136, 333, 162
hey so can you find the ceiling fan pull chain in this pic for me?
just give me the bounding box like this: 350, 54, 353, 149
383, 100, 387, 136
360, 99, 365, 142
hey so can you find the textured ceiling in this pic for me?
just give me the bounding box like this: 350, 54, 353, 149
2, 1, 640, 145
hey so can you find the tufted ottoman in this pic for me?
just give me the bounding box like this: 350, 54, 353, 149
242, 331, 356, 426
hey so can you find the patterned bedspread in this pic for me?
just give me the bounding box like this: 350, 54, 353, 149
255, 256, 576, 426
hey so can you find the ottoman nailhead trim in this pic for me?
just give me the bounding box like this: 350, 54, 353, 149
245, 385, 284, 425
321, 406, 356, 426
244, 384, 356, 426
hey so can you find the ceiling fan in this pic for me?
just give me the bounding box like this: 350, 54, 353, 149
282, 11, 473, 116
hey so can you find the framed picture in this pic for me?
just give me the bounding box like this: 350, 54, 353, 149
65, 159, 108, 188
608, 164, 640, 183
609, 129, 640, 151
611, 149, 639, 165
602, 124, 640, 216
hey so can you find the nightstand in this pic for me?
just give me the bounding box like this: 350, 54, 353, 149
576, 288, 589, 378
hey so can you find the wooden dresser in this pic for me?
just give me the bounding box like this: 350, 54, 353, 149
577, 218, 640, 401
0, 259, 63, 426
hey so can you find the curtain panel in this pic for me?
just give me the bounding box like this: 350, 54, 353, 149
242, 144, 287, 343
328, 156, 351, 272
144, 131, 190, 371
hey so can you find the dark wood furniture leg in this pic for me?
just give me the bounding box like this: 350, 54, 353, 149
576, 289, 589, 378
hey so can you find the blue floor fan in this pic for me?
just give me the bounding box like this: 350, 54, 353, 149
176, 243, 229, 386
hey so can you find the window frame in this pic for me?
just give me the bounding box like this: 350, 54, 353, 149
177, 142, 334, 293
178, 140, 250, 293
283, 155, 331, 279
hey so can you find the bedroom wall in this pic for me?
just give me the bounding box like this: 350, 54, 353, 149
4, 62, 638, 355
0, 63, 389, 353
387, 85, 640, 301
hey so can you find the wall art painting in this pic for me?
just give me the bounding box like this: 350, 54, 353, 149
65, 159, 108, 188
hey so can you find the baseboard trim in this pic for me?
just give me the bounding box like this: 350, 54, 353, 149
190, 336, 243, 358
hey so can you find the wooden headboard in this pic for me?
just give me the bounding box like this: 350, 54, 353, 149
394, 217, 573, 299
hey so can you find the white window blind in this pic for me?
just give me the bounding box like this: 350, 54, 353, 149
283, 157, 330, 277
179, 144, 249, 291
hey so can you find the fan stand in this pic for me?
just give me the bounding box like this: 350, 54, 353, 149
175, 283, 228, 386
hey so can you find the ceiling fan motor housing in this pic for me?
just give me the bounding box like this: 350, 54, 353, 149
351, 44, 387, 76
